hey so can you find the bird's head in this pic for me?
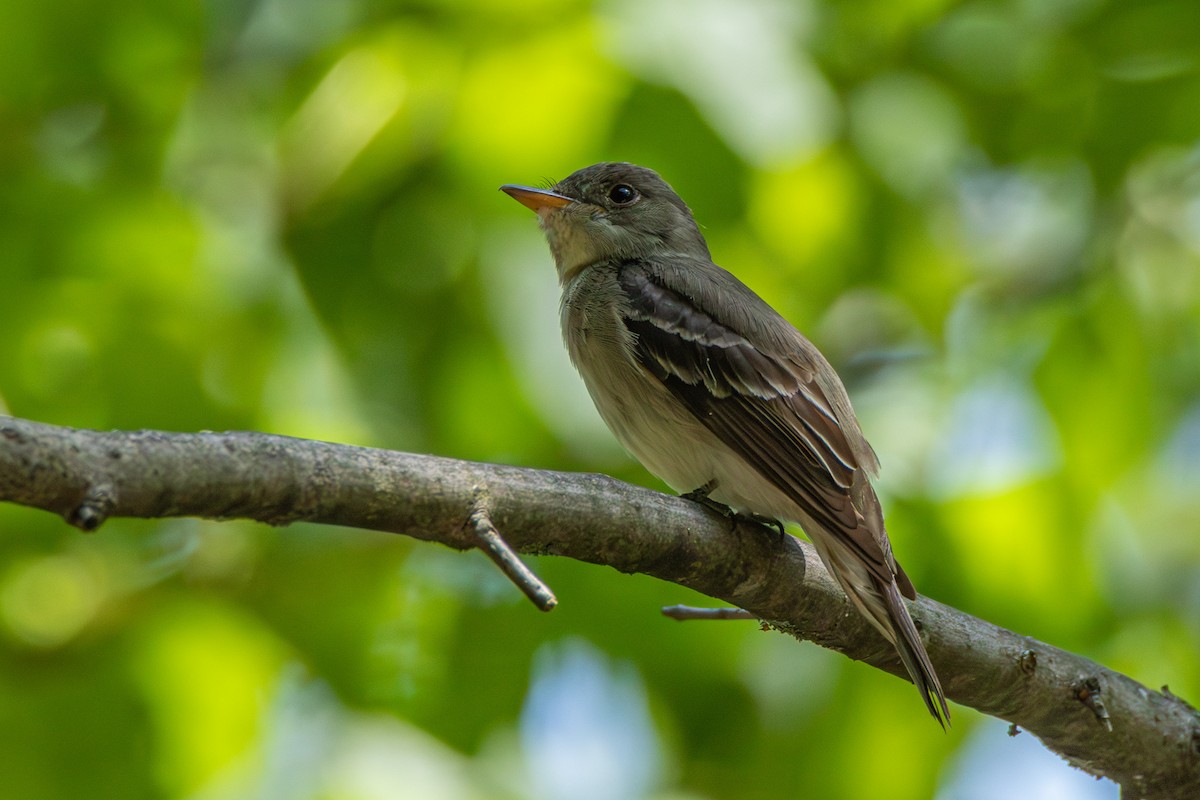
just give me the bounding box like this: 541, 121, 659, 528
502, 162, 710, 283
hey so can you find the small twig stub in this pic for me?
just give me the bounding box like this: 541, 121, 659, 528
1076, 676, 1114, 732
69, 484, 116, 532
468, 492, 557, 612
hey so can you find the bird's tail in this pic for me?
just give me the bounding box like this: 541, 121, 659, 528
875, 576, 950, 728
818, 538, 951, 727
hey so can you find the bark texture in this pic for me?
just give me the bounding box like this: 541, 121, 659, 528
1, 416, 1197, 797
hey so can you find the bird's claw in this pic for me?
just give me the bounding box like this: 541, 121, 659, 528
681, 483, 786, 540
743, 512, 786, 540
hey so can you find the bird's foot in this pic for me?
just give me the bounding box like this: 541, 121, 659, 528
681, 482, 786, 540
742, 512, 787, 540
681, 481, 735, 529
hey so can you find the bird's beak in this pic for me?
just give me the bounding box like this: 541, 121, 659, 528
500, 184, 574, 214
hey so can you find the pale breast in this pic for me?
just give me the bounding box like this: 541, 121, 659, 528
556, 266, 744, 503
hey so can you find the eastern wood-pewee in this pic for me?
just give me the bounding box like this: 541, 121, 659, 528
502, 162, 949, 725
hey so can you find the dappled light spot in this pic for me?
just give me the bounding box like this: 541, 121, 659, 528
0, 554, 101, 648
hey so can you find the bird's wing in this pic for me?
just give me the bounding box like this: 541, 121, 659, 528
618, 260, 910, 594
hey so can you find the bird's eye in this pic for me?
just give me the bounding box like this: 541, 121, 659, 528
607, 184, 638, 205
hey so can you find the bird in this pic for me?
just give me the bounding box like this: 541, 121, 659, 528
501, 162, 949, 726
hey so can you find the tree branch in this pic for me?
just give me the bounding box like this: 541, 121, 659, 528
1, 416, 1196, 797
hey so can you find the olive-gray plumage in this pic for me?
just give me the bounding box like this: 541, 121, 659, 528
501, 162, 949, 725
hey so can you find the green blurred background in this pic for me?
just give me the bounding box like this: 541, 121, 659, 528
1, 0, 1198, 797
